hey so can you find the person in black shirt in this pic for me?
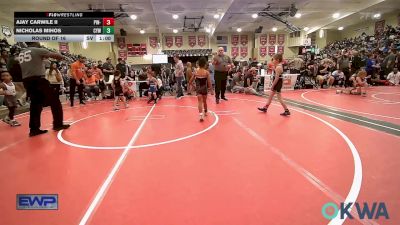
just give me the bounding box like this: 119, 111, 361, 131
102, 57, 114, 82
116, 58, 129, 78
97, 60, 103, 70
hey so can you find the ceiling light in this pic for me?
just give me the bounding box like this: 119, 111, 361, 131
252, 14, 258, 19
140, 29, 145, 34
338, 26, 344, 31
295, 13, 302, 18
173, 29, 178, 33
214, 14, 220, 19
237, 28, 242, 32
332, 13, 340, 19
319, 29, 324, 38
130, 14, 137, 20
205, 28, 211, 33
373, 13, 381, 18
172, 14, 179, 19
303, 27, 309, 31
272, 27, 277, 32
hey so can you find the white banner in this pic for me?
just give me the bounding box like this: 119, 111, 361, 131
122, 80, 137, 95
263, 74, 299, 92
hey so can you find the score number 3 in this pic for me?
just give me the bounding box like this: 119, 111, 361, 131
103, 18, 114, 26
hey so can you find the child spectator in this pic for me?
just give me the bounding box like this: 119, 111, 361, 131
0, 70, 21, 126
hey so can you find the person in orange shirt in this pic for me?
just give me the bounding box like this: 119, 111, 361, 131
89, 64, 105, 99
89, 63, 104, 82
70, 55, 86, 106
84, 69, 100, 100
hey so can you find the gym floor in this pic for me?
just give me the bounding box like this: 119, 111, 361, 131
0, 86, 399, 225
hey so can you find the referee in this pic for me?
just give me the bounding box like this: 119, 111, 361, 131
20, 42, 70, 137
212, 47, 233, 104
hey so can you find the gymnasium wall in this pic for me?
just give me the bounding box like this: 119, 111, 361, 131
112, 32, 298, 64
341, 11, 399, 39
41, 42, 113, 62
311, 11, 399, 49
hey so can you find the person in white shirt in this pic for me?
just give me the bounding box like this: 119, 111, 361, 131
331, 69, 345, 87
45, 62, 63, 95
387, 68, 400, 85
174, 54, 184, 98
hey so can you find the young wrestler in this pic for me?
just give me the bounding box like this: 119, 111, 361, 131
189, 57, 214, 121
258, 53, 290, 116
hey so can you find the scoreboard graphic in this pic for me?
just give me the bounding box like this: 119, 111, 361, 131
14, 12, 115, 42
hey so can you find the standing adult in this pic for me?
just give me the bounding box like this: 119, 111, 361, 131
70, 55, 86, 106
338, 53, 351, 87
116, 58, 129, 78
7, 46, 27, 106
173, 54, 184, 98
212, 47, 233, 104
45, 61, 63, 95
102, 57, 114, 82
19, 42, 69, 137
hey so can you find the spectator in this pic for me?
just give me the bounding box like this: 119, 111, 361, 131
0, 49, 9, 69
45, 61, 63, 95
382, 48, 397, 75
231, 70, 244, 93
174, 54, 184, 98
387, 67, 400, 85
84, 70, 100, 99
331, 69, 345, 87
102, 57, 114, 82
116, 58, 129, 78
244, 67, 260, 95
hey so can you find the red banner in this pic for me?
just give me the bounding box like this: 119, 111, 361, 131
149, 37, 158, 48
260, 35, 267, 46
231, 47, 239, 57
140, 43, 147, 55
118, 50, 127, 60
240, 47, 248, 57
175, 36, 183, 48
278, 34, 285, 45
231, 35, 239, 46
127, 44, 133, 56
127, 44, 147, 56
269, 34, 276, 45
375, 20, 385, 35
58, 42, 69, 53
277, 46, 284, 54
268, 46, 276, 56
260, 46, 267, 57
165, 36, 173, 48
116, 37, 125, 49
188, 36, 196, 47
240, 35, 248, 46
198, 35, 206, 47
